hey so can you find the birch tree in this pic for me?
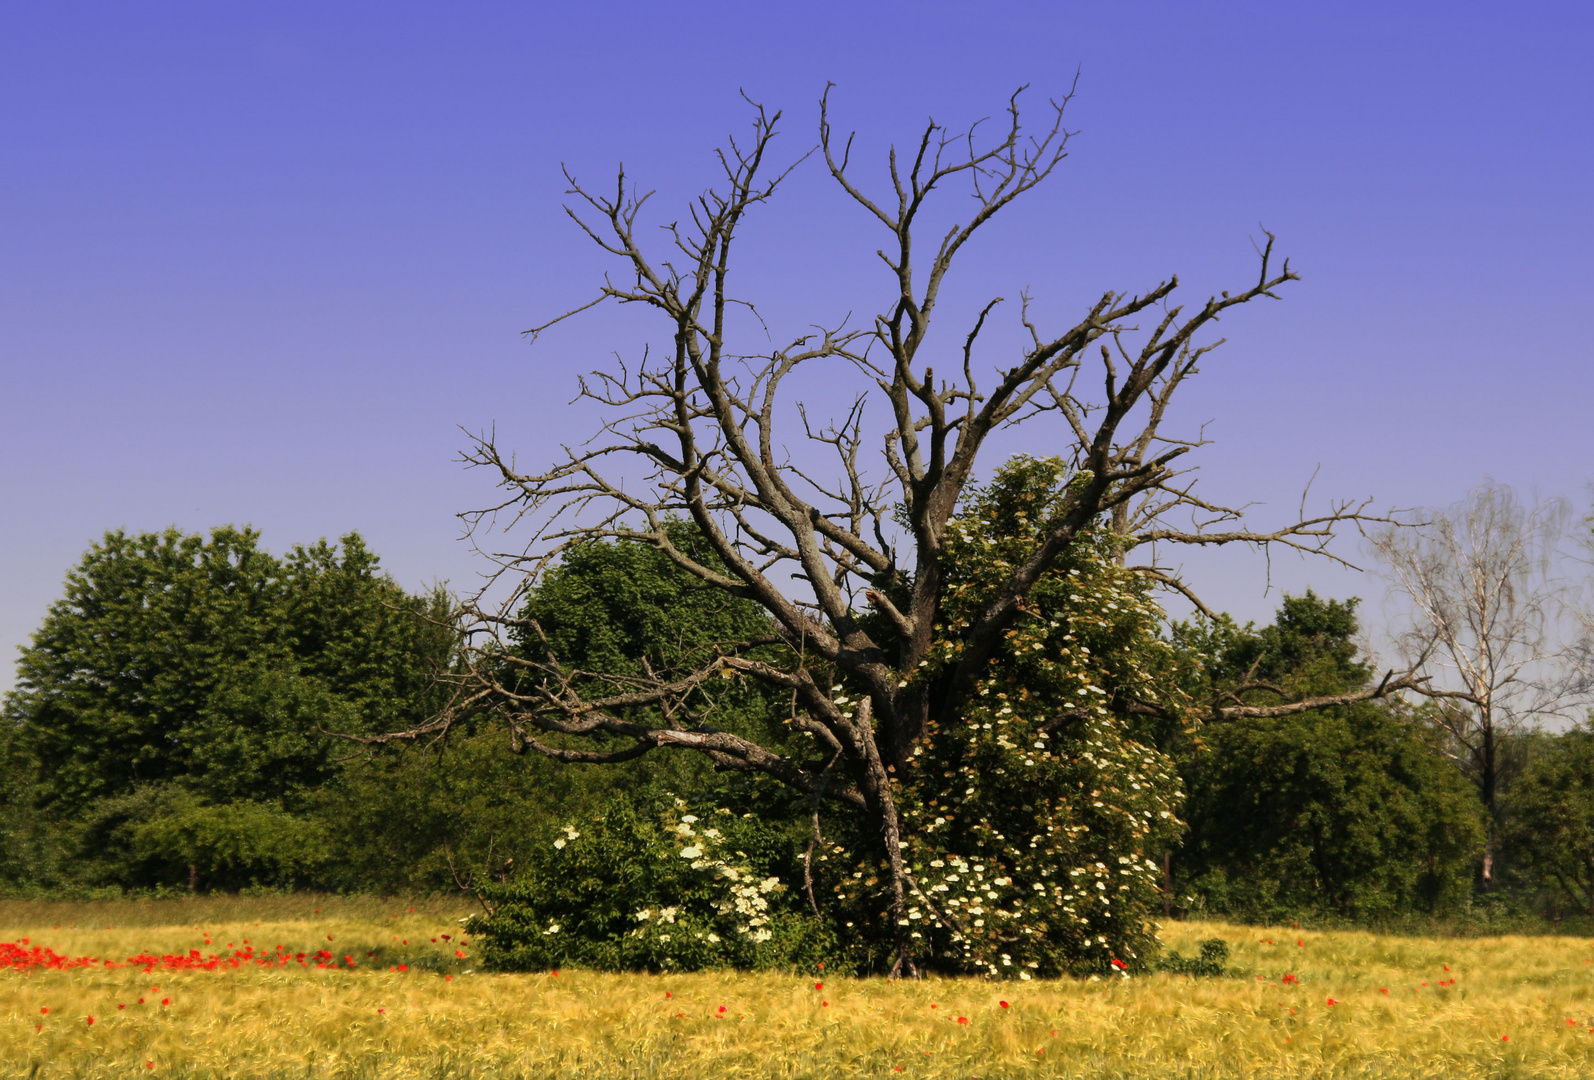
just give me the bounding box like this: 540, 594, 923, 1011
1371, 482, 1578, 885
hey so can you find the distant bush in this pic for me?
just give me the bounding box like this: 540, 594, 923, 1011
1156, 937, 1229, 977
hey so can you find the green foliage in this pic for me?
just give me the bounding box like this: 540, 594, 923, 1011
516, 525, 788, 747
1507, 726, 1594, 913
315, 730, 736, 896
126, 795, 331, 891
62, 785, 329, 891
880, 457, 1186, 978
1155, 937, 1230, 977
0, 526, 454, 891
469, 798, 835, 974
1175, 594, 1484, 921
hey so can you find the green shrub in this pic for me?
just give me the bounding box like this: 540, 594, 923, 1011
1156, 937, 1229, 977
469, 797, 836, 973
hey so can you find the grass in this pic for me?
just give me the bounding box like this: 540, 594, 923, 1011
4, 897, 1594, 1078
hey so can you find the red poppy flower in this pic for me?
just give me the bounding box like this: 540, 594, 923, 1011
815, 982, 823, 990
1326, 998, 1338, 1006
1000, 1001, 1010, 1009
957, 1016, 969, 1025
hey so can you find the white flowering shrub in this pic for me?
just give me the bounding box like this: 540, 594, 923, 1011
469, 798, 835, 972
827, 457, 1187, 977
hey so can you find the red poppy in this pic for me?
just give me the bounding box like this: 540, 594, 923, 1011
1326, 998, 1338, 1006
87, 1016, 95, 1025
957, 1016, 969, 1025
1000, 1000, 1010, 1009
815, 982, 823, 990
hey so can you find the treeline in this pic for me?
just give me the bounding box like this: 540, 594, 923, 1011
4, 520, 1594, 933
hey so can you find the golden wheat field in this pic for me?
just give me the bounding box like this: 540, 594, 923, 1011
4, 897, 1594, 1078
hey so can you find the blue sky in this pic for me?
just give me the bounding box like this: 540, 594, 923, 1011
3, 2, 1591, 689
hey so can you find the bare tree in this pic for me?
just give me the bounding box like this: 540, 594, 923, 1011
1371, 481, 1578, 886
390, 88, 1408, 976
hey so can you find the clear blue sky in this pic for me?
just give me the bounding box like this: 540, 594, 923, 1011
3, 1, 1591, 689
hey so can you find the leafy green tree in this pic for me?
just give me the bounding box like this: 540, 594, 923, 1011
1508, 726, 1594, 914
1, 526, 453, 890
5, 526, 450, 813
1174, 595, 1484, 920
329, 527, 803, 899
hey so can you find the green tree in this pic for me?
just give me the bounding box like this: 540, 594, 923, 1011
330, 527, 804, 899
1174, 595, 1484, 920
1508, 726, 1594, 914
2, 526, 453, 890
